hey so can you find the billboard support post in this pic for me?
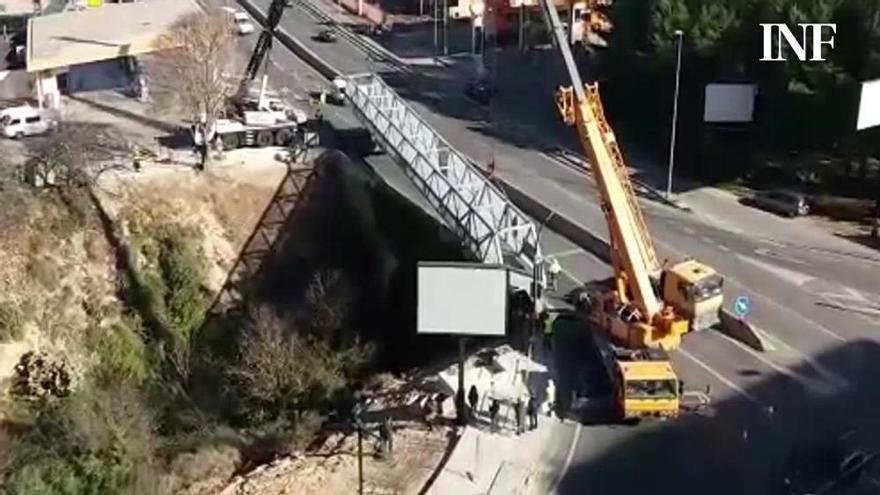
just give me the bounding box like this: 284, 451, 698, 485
456, 337, 467, 426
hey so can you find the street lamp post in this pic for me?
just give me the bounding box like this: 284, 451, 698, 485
666, 30, 684, 199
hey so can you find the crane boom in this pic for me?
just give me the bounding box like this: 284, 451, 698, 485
243, 0, 287, 83
538, 0, 724, 349
539, 0, 661, 319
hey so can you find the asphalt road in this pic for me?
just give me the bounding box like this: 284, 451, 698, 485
238, 2, 880, 493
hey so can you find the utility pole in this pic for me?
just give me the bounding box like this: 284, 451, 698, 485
357, 426, 364, 494
456, 338, 467, 426
442, 0, 449, 55
351, 398, 365, 495
518, 3, 525, 51
434, 0, 439, 54
666, 30, 684, 199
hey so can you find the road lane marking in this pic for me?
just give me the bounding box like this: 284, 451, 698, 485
736, 254, 814, 286
549, 422, 582, 495
718, 244, 731, 252
546, 248, 585, 260
678, 348, 766, 410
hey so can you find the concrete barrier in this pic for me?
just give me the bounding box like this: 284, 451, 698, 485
236, 0, 342, 81
717, 308, 774, 352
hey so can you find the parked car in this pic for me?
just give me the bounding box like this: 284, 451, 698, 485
744, 189, 810, 217
0, 105, 57, 139
314, 29, 338, 43
464, 79, 495, 106
222, 7, 255, 35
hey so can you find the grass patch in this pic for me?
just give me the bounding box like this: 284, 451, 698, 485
0, 301, 25, 343
93, 316, 152, 387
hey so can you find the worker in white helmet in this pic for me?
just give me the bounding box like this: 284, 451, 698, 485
547, 257, 561, 292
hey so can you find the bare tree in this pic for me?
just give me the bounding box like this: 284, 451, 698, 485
149, 11, 240, 169
24, 123, 128, 189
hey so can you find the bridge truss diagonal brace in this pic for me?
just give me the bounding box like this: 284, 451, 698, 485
343, 73, 544, 281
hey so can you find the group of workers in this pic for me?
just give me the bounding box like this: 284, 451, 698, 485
467, 384, 543, 435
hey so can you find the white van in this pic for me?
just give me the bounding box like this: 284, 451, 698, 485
0, 105, 57, 139
221, 7, 255, 35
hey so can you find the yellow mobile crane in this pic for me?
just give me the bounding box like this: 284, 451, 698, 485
539, 0, 724, 351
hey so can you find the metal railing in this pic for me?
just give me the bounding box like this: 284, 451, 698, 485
343, 73, 543, 277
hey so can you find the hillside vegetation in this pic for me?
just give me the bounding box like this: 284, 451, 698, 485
0, 148, 375, 494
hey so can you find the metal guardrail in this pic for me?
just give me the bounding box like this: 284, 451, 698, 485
343, 73, 543, 276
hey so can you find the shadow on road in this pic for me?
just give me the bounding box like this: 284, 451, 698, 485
555, 339, 880, 495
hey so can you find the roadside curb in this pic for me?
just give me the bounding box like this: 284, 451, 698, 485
417, 427, 464, 495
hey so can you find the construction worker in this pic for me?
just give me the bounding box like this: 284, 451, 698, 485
526, 393, 538, 430
378, 416, 394, 458
468, 384, 479, 419
547, 257, 561, 291
514, 397, 525, 435
489, 399, 500, 433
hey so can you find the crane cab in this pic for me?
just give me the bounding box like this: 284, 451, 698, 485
661, 259, 724, 331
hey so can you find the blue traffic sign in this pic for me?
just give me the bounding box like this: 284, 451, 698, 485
734, 296, 751, 318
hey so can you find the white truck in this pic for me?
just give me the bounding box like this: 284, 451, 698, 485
193, 85, 315, 150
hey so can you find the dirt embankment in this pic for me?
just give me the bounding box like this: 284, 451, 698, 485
0, 152, 289, 399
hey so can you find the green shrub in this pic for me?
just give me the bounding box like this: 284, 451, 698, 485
3, 383, 160, 495
0, 301, 25, 342
159, 234, 207, 340
94, 318, 151, 386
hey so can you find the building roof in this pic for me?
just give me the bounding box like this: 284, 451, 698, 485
26, 0, 201, 72
0, 0, 45, 17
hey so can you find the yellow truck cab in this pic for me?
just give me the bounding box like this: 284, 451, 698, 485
614, 348, 680, 419
661, 259, 724, 331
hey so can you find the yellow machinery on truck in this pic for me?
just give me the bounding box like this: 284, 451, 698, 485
603, 344, 680, 419
538, 0, 724, 351
554, 309, 681, 419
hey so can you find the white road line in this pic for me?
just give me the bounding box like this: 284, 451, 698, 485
700, 236, 714, 244
550, 422, 582, 495
678, 348, 766, 410
718, 244, 731, 252
547, 248, 585, 260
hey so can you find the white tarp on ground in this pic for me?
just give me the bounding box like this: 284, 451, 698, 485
437, 345, 546, 407
857, 79, 880, 131
704, 83, 756, 123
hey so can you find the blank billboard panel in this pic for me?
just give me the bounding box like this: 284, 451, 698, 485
417, 263, 508, 336
857, 79, 880, 131
704, 84, 756, 123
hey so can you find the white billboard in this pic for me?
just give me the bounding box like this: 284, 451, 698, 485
857, 79, 880, 131
704, 83, 756, 123
417, 263, 509, 336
